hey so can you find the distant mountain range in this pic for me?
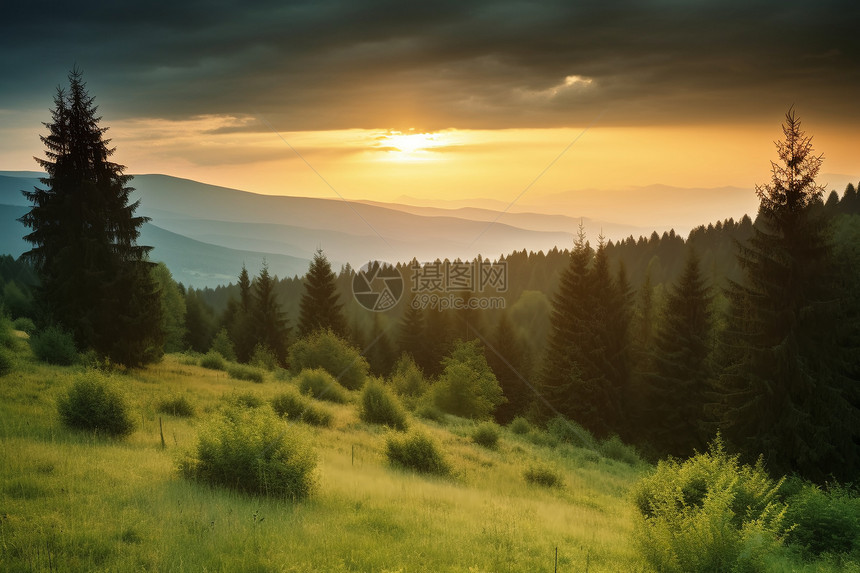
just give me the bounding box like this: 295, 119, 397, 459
0, 172, 625, 287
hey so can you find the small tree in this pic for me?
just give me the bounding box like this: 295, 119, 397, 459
433, 339, 505, 419
252, 262, 290, 365
298, 249, 346, 337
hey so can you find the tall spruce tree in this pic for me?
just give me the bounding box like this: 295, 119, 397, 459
19, 68, 162, 365
252, 262, 290, 365
714, 109, 860, 481
646, 248, 713, 457
298, 249, 346, 337
398, 295, 431, 371
487, 312, 531, 423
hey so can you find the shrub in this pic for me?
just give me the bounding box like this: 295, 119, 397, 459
390, 353, 427, 397
509, 416, 531, 435
547, 415, 596, 450
179, 405, 317, 499
784, 483, 860, 557
271, 388, 333, 427
524, 463, 564, 488
631, 436, 787, 573
471, 421, 501, 449
0, 348, 13, 376
288, 328, 369, 390
415, 402, 446, 423
30, 325, 78, 365
209, 328, 236, 362
599, 435, 641, 466
359, 379, 408, 430
57, 372, 135, 437
200, 351, 227, 371
12, 317, 36, 334
250, 343, 279, 371
433, 340, 505, 419
386, 430, 450, 476
224, 391, 265, 409
227, 364, 265, 383
296, 368, 350, 403
157, 395, 195, 417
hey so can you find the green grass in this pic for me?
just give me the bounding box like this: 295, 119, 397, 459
3, 346, 849, 571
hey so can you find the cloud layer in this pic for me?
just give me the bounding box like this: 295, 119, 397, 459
3, 0, 858, 131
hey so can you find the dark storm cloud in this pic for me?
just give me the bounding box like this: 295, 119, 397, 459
3, 0, 858, 130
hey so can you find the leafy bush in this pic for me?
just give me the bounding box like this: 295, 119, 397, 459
30, 325, 78, 365
360, 379, 408, 430
471, 421, 501, 449
224, 391, 265, 409
547, 415, 596, 449
57, 372, 135, 437
433, 340, 505, 419
289, 328, 369, 390
227, 363, 265, 383
600, 435, 641, 466
12, 317, 36, 334
209, 328, 236, 362
0, 315, 18, 350
157, 395, 195, 417
784, 483, 860, 557
390, 353, 427, 397
524, 463, 564, 488
296, 367, 350, 403
200, 351, 227, 371
250, 343, 279, 371
632, 436, 787, 573
179, 405, 317, 499
509, 416, 531, 435
271, 388, 333, 427
0, 348, 13, 376
385, 430, 450, 476
414, 402, 446, 423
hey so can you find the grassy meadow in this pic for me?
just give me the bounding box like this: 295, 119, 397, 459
1, 341, 647, 572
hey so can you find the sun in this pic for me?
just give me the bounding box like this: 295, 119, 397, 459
378, 130, 447, 160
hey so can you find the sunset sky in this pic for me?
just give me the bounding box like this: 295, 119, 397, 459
2, 1, 858, 221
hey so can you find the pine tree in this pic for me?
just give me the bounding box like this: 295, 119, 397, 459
714, 109, 860, 481
398, 296, 431, 372
252, 262, 291, 365
366, 312, 396, 376
184, 288, 215, 353
229, 264, 256, 362
19, 68, 162, 366
298, 249, 346, 337
646, 248, 713, 457
486, 312, 531, 423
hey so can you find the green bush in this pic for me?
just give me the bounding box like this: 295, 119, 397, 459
200, 351, 227, 371
390, 353, 427, 397
224, 391, 265, 409
209, 328, 236, 362
289, 329, 369, 390
599, 435, 641, 466
471, 421, 501, 449
179, 405, 317, 499
296, 368, 350, 403
415, 402, 446, 423
57, 372, 135, 437
0, 315, 18, 350
227, 364, 265, 383
524, 463, 564, 488
0, 348, 13, 376
509, 416, 531, 435
547, 415, 596, 449
157, 395, 195, 417
433, 340, 505, 419
631, 436, 787, 573
30, 325, 78, 365
784, 483, 860, 557
386, 430, 450, 476
250, 343, 279, 371
271, 388, 333, 427
12, 317, 36, 334
360, 379, 408, 430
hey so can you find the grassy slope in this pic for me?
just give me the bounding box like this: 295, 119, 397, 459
0, 350, 647, 572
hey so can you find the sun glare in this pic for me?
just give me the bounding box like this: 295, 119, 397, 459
378, 130, 447, 160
